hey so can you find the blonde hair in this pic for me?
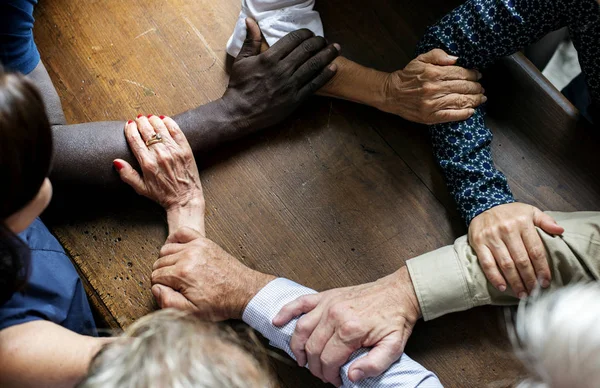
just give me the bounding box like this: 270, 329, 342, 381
79, 309, 274, 388
510, 283, 600, 388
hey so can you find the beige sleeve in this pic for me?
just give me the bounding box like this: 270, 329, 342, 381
407, 211, 600, 321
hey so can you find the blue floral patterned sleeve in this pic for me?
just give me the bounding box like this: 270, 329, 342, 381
416, 0, 600, 224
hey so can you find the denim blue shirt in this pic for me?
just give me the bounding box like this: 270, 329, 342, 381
0, 0, 40, 74
0, 219, 96, 336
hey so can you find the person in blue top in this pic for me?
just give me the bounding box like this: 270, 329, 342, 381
415, 0, 599, 300
0, 66, 209, 387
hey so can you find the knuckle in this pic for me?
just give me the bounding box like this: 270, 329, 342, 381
480, 259, 496, 272
308, 57, 322, 72
529, 247, 545, 261
328, 304, 346, 321
514, 256, 530, 267
338, 320, 362, 341
295, 318, 311, 335
499, 259, 514, 271
421, 82, 435, 94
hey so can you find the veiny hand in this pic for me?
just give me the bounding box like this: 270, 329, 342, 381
379, 49, 485, 124
272, 267, 421, 386
222, 18, 340, 130
468, 203, 565, 298
151, 227, 275, 321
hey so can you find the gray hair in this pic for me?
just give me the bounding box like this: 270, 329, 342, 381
79, 309, 274, 388
510, 283, 600, 388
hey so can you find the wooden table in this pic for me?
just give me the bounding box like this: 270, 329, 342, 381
35, 0, 600, 386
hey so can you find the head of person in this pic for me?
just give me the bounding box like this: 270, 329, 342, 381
511, 283, 600, 388
0, 67, 53, 305
79, 309, 274, 388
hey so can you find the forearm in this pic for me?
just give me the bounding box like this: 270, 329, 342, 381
406, 211, 600, 321
27, 62, 255, 191
244, 278, 440, 387
0, 321, 113, 388
317, 57, 388, 110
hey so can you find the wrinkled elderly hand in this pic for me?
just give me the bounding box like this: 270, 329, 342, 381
223, 18, 340, 131
114, 115, 205, 234
151, 228, 275, 321
379, 49, 485, 124
468, 203, 564, 298
272, 267, 421, 386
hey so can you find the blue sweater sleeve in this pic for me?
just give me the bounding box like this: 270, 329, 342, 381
414, 0, 575, 223
0, 0, 40, 74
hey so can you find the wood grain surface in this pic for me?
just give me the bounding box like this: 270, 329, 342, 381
33, 0, 598, 387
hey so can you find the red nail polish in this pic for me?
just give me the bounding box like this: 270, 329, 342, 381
159, 115, 165, 120
137, 114, 143, 118
147, 114, 153, 118
127, 120, 133, 124
113, 160, 124, 171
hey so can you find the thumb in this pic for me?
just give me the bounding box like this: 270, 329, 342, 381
113, 159, 146, 195
167, 227, 203, 244
417, 48, 458, 65
348, 332, 405, 382
152, 284, 194, 310
236, 18, 262, 60
533, 209, 565, 235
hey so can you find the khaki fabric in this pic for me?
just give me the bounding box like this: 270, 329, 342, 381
407, 211, 600, 321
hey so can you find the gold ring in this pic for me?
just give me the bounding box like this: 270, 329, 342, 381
145, 133, 163, 147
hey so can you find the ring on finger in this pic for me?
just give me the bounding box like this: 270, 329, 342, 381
145, 133, 163, 147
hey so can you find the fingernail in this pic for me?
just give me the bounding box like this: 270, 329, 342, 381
159, 115, 165, 120
127, 120, 133, 124
448, 55, 459, 61
333, 43, 341, 51
113, 160, 124, 171
477, 71, 483, 80
137, 114, 143, 118
499, 285, 506, 292
350, 369, 365, 382
147, 114, 153, 118
541, 279, 550, 288
518, 292, 528, 299
329, 63, 338, 72
482, 87, 486, 93
482, 96, 488, 103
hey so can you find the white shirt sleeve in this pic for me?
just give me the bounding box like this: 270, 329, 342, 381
226, 0, 325, 57
243, 278, 443, 388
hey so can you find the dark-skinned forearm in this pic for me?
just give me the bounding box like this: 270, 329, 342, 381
28, 62, 254, 189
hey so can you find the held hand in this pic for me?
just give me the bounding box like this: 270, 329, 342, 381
114, 115, 205, 235
222, 18, 340, 130
272, 267, 421, 386
379, 49, 485, 124
151, 228, 275, 321
468, 203, 565, 298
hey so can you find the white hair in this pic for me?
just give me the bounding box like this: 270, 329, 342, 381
78, 309, 274, 388
510, 283, 600, 388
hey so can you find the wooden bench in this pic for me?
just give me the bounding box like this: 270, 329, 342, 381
36, 0, 596, 386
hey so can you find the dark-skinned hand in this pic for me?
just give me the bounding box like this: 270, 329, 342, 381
222, 18, 340, 130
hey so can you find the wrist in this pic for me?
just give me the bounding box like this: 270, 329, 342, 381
233, 270, 276, 320
388, 266, 422, 322
166, 196, 206, 236
318, 57, 389, 109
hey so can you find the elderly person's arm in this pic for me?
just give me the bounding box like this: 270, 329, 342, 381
227, 0, 486, 125
273, 211, 600, 384
151, 228, 442, 387
415, 0, 600, 298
